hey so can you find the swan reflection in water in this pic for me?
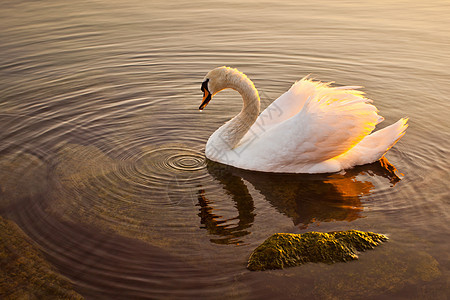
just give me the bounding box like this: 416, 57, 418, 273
197, 157, 401, 245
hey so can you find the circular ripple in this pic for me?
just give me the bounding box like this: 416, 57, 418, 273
134, 145, 205, 178
107, 144, 211, 195
170, 154, 205, 171
135, 146, 206, 176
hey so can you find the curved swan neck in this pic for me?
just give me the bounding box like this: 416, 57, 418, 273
220, 70, 260, 149
227, 73, 260, 110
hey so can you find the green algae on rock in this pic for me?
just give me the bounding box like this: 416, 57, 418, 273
247, 230, 388, 271
0, 216, 83, 299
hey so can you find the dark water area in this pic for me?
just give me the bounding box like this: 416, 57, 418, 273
1, 0, 449, 298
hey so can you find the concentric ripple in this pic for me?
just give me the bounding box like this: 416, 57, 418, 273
110, 144, 210, 195
170, 153, 205, 171
135, 145, 206, 176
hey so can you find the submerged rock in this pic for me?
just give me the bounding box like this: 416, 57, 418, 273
247, 230, 387, 271
0, 216, 83, 299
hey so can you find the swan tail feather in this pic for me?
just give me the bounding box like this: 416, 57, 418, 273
336, 117, 409, 169
293, 81, 383, 160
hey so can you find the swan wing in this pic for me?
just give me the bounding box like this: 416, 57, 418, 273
238, 80, 383, 170
247, 78, 317, 136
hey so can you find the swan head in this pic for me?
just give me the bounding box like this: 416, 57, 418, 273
199, 66, 237, 110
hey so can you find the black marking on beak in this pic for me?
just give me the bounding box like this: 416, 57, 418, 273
199, 79, 211, 110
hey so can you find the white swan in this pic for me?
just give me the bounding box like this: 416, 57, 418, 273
199, 66, 408, 174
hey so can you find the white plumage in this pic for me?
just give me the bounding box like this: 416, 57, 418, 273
200, 67, 408, 174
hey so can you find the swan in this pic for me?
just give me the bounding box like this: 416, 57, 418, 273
199, 66, 408, 174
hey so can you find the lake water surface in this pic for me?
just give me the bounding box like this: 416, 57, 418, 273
1, 0, 449, 298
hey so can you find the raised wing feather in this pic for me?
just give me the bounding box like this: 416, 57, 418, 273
238, 79, 382, 169
242, 78, 315, 140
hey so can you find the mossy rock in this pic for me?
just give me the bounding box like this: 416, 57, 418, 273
248, 230, 387, 271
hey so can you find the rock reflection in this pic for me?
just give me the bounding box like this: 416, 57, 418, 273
199, 157, 401, 244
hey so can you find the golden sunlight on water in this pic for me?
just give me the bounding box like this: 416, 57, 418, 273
0, 0, 449, 298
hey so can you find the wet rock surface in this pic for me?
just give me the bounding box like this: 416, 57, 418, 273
248, 230, 388, 271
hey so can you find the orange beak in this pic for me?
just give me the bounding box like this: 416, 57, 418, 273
199, 80, 212, 110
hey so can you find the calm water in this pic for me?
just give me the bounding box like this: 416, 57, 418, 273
1, 0, 449, 298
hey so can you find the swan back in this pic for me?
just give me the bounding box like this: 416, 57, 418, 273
237, 80, 384, 173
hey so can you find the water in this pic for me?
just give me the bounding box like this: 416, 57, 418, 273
1, 0, 449, 298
